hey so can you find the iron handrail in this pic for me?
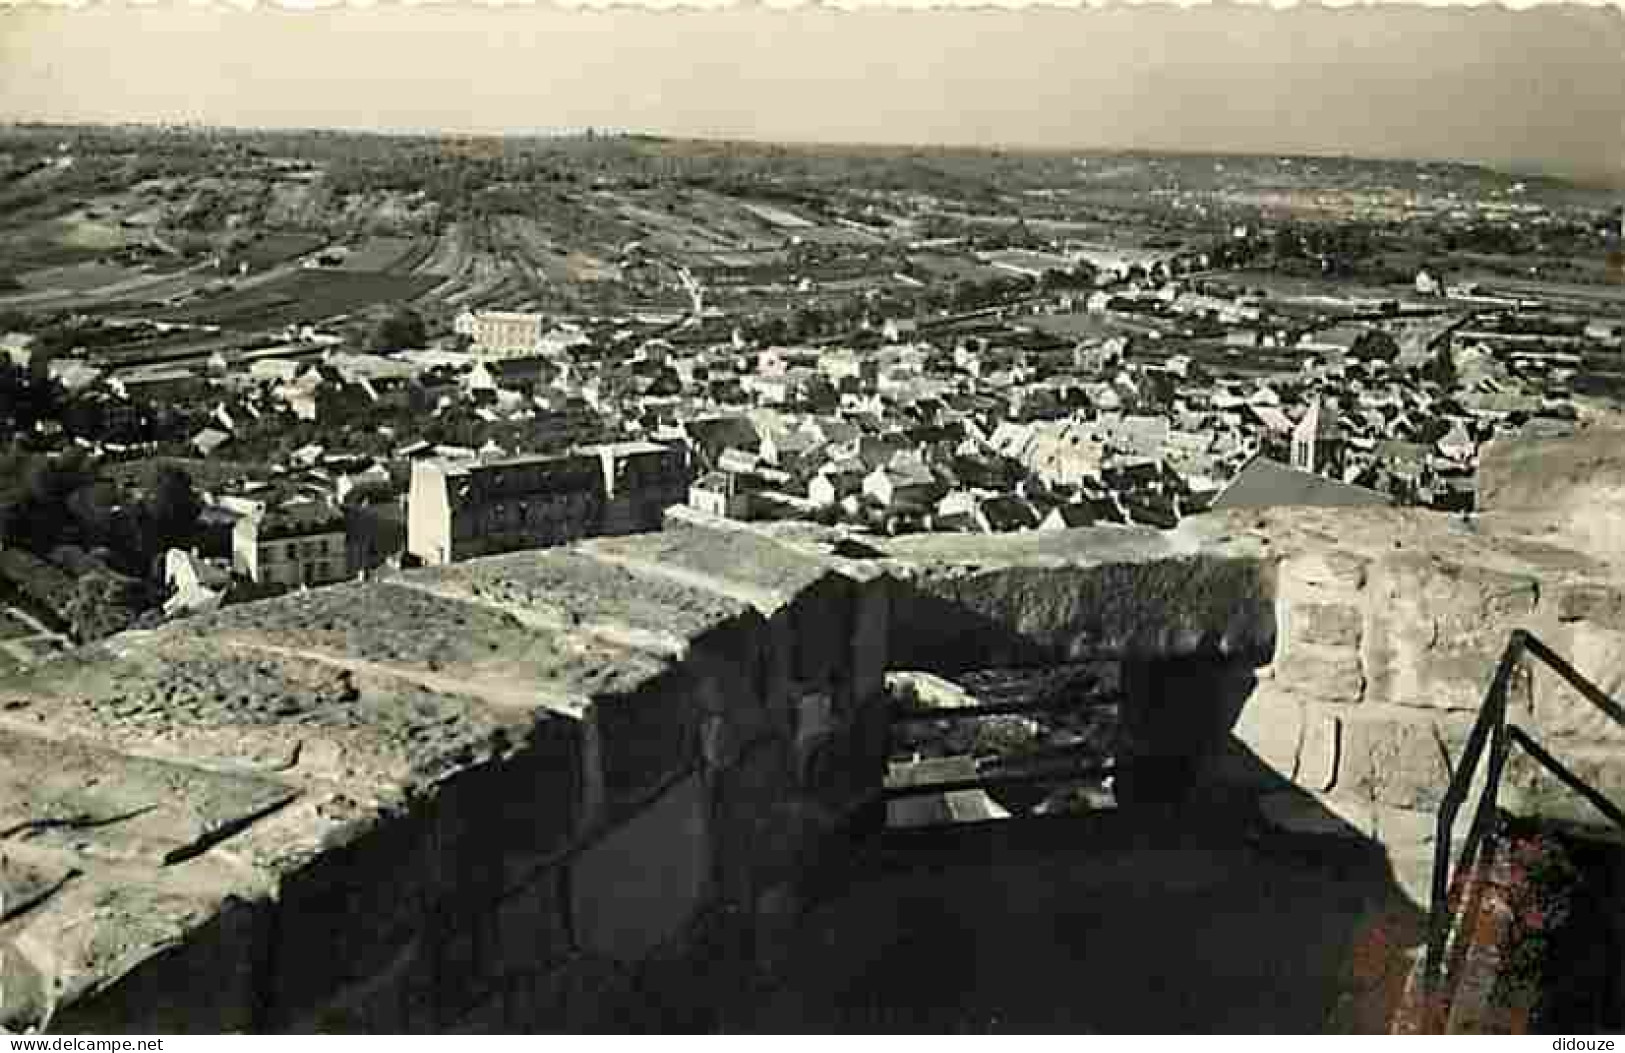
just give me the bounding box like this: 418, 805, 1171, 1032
1423, 627, 1625, 1021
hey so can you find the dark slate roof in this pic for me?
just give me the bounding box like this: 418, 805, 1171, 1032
1209, 456, 1393, 511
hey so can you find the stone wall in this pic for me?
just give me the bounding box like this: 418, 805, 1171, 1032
8, 494, 1625, 1033
0, 519, 890, 1034
1210, 504, 1625, 897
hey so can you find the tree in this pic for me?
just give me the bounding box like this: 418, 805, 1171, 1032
369, 307, 428, 354
145, 466, 202, 557
63, 570, 149, 642
1350, 329, 1401, 363
1421, 347, 1458, 389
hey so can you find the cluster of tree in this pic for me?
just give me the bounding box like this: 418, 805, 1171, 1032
0, 452, 202, 579
368, 306, 428, 353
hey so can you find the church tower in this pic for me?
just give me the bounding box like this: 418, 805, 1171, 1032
1291, 397, 1344, 477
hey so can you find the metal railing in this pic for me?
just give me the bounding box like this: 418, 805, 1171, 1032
1424, 628, 1625, 1018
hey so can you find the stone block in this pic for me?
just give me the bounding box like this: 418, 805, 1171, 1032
1270, 645, 1364, 705
1527, 623, 1625, 744
16, 878, 269, 1035
1285, 601, 1363, 649
1502, 744, 1625, 832
259, 797, 438, 1026
286, 936, 430, 1033
485, 867, 570, 984
517, 953, 639, 1031
570, 773, 711, 964
425, 715, 581, 900
884, 547, 1276, 671
1281, 550, 1369, 592
1228, 688, 1306, 781
1552, 582, 1625, 629
0, 728, 298, 868
583, 663, 703, 818
1337, 707, 1478, 811
848, 567, 891, 707
712, 736, 797, 911
1361, 554, 1537, 711
1217, 690, 1340, 793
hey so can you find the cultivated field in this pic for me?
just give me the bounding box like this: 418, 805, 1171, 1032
159, 270, 440, 328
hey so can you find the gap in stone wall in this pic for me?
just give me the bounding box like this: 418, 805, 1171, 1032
883, 661, 1122, 828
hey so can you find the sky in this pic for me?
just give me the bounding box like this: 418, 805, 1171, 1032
1, 2, 1622, 183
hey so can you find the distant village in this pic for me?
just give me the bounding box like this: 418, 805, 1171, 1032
2, 250, 1617, 663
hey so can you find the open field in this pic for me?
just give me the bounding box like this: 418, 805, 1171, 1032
333, 235, 424, 273
16, 261, 143, 292
159, 269, 439, 328
232, 231, 326, 271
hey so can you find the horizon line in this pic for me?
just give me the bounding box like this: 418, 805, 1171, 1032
4, 117, 1621, 190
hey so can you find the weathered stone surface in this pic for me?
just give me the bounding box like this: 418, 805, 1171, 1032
1268, 645, 1365, 705
586, 518, 834, 616
187, 583, 676, 723
8, 876, 268, 1034
1552, 582, 1625, 629
570, 773, 711, 964
1502, 744, 1625, 832
12, 491, 1625, 1033
585, 516, 872, 712
1526, 622, 1625, 744
0, 637, 521, 789
1361, 555, 1537, 712
1337, 707, 1479, 811
0, 728, 297, 866
1281, 550, 1369, 592
712, 735, 797, 910
406, 547, 774, 758
1286, 602, 1363, 649
406, 547, 755, 661
0, 855, 77, 922
253, 795, 437, 1026
881, 525, 1275, 670
484, 866, 570, 984
1223, 689, 1341, 792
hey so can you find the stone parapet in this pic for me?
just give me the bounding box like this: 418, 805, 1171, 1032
6, 497, 1625, 1032
0, 517, 890, 1034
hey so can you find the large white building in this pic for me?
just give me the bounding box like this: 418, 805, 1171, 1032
453, 311, 546, 356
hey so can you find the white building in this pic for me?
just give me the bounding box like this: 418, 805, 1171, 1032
454, 311, 547, 356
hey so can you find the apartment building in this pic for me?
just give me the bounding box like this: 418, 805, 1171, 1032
407, 452, 606, 566
453, 310, 546, 356
232, 502, 350, 587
